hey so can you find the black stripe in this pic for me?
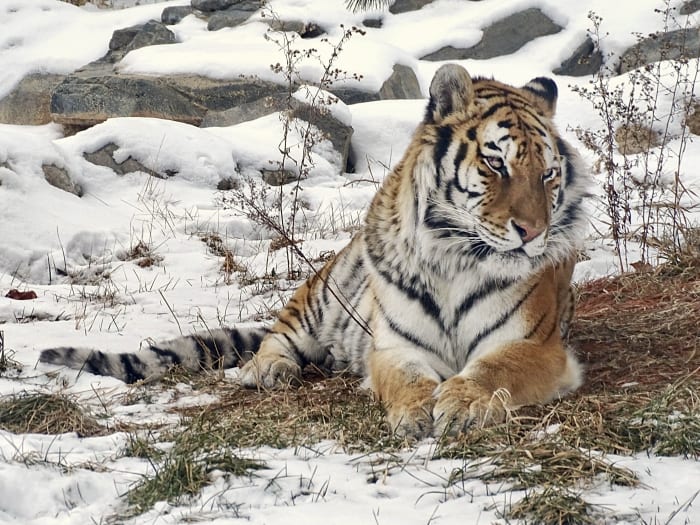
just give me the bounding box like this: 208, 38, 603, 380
466, 283, 538, 355
523, 312, 548, 340
498, 119, 513, 128
453, 142, 468, 174
454, 277, 512, 325
119, 353, 143, 383
150, 345, 182, 365
481, 102, 508, 120
85, 350, 109, 376
375, 300, 442, 356
434, 126, 453, 183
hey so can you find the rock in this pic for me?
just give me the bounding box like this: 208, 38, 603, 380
83, 143, 164, 178
0, 74, 65, 125
107, 20, 176, 62
680, 0, 700, 15
421, 8, 562, 61
191, 0, 241, 12
330, 87, 379, 105
217, 177, 240, 190
51, 75, 206, 127
161, 5, 195, 24
263, 19, 325, 38
388, 0, 435, 14
553, 37, 603, 77
362, 18, 382, 28
42, 164, 83, 196
201, 93, 288, 127
379, 64, 422, 99
262, 169, 298, 186
289, 99, 354, 171
618, 28, 700, 73
207, 1, 261, 30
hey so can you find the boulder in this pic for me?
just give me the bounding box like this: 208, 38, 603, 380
553, 37, 603, 77
83, 143, 163, 178
421, 8, 562, 61
161, 5, 195, 25
207, 1, 261, 31
42, 164, 83, 196
51, 75, 207, 127
0, 74, 65, 125
389, 0, 435, 14
618, 27, 700, 73
191, 0, 242, 12
378, 64, 422, 99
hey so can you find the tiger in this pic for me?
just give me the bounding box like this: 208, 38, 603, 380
40, 64, 590, 439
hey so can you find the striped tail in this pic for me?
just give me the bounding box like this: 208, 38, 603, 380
39, 327, 269, 383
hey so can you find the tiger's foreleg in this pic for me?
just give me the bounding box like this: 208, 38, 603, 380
367, 347, 442, 439
432, 339, 582, 437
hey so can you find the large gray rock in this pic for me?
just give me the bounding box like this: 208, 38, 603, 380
207, 1, 260, 30
421, 8, 562, 61
0, 74, 65, 125
618, 27, 700, 73
379, 64, 422, 99
191, 0, 241, 12
51, 75, 207, 126
42, 164, 83, 196
83, 143, 163, 178
553, 37, 603, 77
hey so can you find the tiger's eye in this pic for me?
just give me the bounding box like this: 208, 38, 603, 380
484, 156, 504, 171
543, 167, 560, 182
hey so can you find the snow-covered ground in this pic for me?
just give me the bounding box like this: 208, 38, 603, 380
1, 0, 699, 523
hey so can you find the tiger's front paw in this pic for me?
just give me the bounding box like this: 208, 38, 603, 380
386, 396, 436, 441
432, 376, 508, 437
238, 351, 302, 389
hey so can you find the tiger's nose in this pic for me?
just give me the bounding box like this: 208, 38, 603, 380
512, 220, 545, 243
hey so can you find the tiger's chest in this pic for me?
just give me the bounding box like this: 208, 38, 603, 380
369, 265, 532, 373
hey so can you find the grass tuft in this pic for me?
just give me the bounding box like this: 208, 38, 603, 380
125, 416, 265, 514
503, 486, 604, 525
0, 392, 103, 436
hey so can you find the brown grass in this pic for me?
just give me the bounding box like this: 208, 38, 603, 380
0, 392, 104, 437
572, 259, 699, 394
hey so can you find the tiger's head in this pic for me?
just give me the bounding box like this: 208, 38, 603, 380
419, 64, 587, 270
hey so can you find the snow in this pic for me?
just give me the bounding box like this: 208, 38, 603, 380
1, 0, 699, 523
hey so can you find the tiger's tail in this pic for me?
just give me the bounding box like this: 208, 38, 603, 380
39, 327, 269, 383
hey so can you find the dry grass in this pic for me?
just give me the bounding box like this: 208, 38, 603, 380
175, 371, 400, 452
572, 259, 699, 394
0, 392, 104, 437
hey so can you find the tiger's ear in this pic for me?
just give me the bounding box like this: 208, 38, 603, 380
426, 64, 474, 124
522, 77, 558, 117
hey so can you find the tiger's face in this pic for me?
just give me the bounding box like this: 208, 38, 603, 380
470, 113, 563, 258
423, 67, 570, 263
